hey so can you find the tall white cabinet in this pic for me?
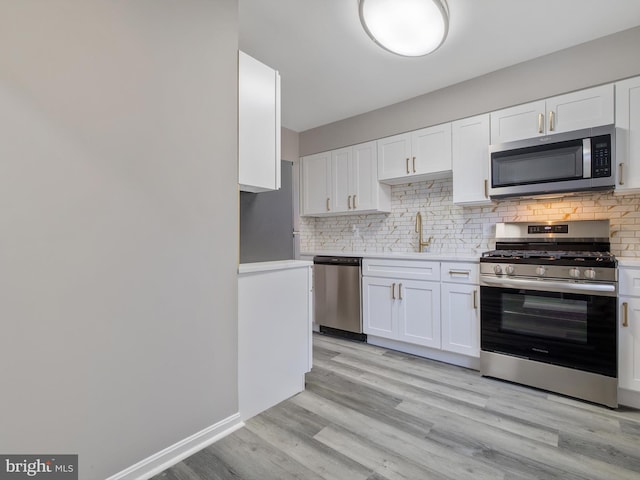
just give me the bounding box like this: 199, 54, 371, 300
238, 51, 281, 193
452, 114, 492, 205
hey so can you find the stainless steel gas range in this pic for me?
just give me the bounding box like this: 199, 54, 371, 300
479, 220, 618, 408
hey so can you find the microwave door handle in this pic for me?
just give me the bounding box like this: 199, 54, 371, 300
583, 138, 591, 179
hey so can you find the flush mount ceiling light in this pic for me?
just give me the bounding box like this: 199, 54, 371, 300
359, 0, 449, 57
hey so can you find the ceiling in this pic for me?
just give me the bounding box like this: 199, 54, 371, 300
239, 0, 640, 133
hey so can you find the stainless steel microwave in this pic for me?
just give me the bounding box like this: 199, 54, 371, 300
489, 124, 616, 199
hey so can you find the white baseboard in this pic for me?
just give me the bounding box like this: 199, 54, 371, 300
366, 335, 480, 370
106, 412, 244, 480
619, 388, 640, 409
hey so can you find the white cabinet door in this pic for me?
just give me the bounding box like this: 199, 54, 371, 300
300, 151, 331, 215
452, 114, 491, 205
546, 84, 614, 134
377, 133, 412, 181
238, 51, 281, 193
619, 296, 640, 392
397, 280, 441, 349
615, 76, 640, 193
363, 276, 397, 339
490, 100, 546, 144
352, 141, 379, 212
412, 123, 452, 176
441, 283, 479, 357
331, 147, 352, 212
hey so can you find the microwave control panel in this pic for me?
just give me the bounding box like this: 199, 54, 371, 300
592, 135, 611, 178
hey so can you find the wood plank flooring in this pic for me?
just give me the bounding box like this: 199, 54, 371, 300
153, 334, 640, 480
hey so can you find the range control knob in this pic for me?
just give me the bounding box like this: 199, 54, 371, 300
584, 269, 596, 280
493, 265, 503, 275
505, 265, 515, 275
569, 268, 581, 278
536, 266, 546, 276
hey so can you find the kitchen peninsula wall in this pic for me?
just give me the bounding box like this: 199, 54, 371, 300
300, 176, 640, 258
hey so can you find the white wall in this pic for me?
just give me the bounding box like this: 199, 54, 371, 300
300, 26, 640, 155
0, 2, 239, 479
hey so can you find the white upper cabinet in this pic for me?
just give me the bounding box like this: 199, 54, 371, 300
377, 133, 411, 180
490, 84, 614, 144
615, 75, 640, 193
238, 51, 281, 193
352, 141, 385, 212
300, 141, 390, 217
300, 151, 331, 215
452, 113, 492, 205
378, 123, 452, 184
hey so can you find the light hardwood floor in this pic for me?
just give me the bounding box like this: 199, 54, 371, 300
154, 333, 640, 480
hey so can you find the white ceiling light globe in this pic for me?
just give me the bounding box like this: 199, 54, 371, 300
359, 0, 449, 57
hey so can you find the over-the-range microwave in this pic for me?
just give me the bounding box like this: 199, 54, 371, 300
488, 124, 615, 199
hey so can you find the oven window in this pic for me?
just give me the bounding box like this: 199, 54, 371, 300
501, 293, 588, 343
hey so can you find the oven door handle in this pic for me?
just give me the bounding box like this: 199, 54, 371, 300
480, 276, 617, 296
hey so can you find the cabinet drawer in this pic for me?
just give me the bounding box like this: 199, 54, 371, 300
441, 262, 479, 284
620, 267, 640, 297
363, 258, 440, 281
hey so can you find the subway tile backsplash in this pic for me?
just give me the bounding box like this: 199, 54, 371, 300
300, 175, 640, 257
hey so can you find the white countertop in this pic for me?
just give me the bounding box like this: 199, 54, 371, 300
238, 259, 313, 275
301, 251, 480, 263
618, 257, 640, 267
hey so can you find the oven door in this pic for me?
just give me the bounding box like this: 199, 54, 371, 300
480, 281, 617, 377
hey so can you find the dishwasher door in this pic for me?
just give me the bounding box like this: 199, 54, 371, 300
313, 256, 362, 334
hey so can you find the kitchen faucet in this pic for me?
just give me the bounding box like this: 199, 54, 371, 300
415, 212, 432, 253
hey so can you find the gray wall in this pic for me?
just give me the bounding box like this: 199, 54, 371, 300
282, 126, 300, 162
300, 26, 640, 156
0, 2, 239, 479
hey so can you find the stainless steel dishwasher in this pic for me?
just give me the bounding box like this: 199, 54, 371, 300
313, 256, 365, 341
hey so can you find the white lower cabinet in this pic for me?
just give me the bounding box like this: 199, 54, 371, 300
440, 262, 480, 357
619, 266, 640, 394
362, 277, 440, 348
441, 282, 479, 357
363, 258, 479, 363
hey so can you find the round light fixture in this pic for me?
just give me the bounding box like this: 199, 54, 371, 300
359, 0, 449, 57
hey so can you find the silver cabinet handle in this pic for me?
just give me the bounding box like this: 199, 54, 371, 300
623, 302, 629, 327
449, 270, 470, 277
391, 283, 396, 300
412, 156, 416, 173
619, 163, 625, 186
348, 195, 352, 209
398, 283, 403, 300
484, 179, 488, 199
549, 110, 555, 132
353, 194, 357, 209
326, 197, 330, 211
538, 113, 544, 134
406, 158, 410, 175
473, 289, 477, 310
